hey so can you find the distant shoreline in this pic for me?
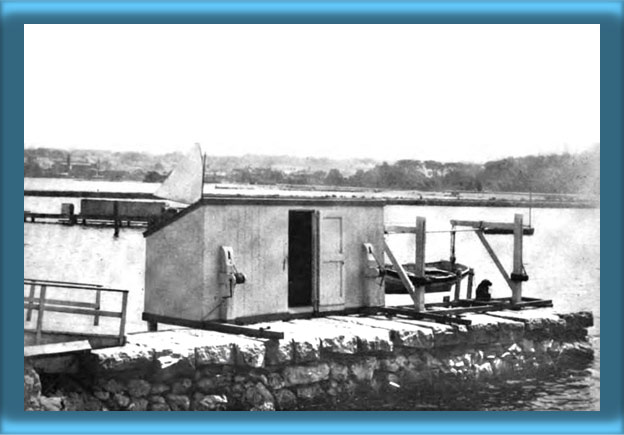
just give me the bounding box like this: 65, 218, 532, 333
24, 184, 599, 210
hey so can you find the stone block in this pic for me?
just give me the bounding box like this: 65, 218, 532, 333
296, 383, 325, 401
235, 339, 266, 368
92, 345, 154, 372
166, 394, 191, 411
349, 357, 378, 382
557, 311, 594, 329
150, 383, 170, 395
127, 398, 149, 411
101, 379, 125, 394
127, 379, 151, 398
194, 394, 228, 411
463, 314, 525, 345
113, 392, 131, 409
293, 339, 321, 363
274, 389, 297, 410
267, 373, 285, 390
556, 341, 594, 368
171, 378, 193, 395
329, 362, 349, 381
487, 309, 567, 339
245, 382, 274, 407
264, 339, 294, 366
283, 363, 330, 386
320, 318, 393, 353
286, 319, 358, 355
39, 396, 62, 411
195, 343, 235, 366
320, 334, 358, 355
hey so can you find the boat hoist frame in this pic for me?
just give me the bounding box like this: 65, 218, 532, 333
376, 213, 552, 326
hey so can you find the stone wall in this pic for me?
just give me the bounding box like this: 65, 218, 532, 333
24, 310, 594, 411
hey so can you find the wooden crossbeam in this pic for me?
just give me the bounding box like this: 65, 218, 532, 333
450, 219, 534, 235
474, 230, 514, 290
379, 307, 472, 326
24, 297, 98, 309
383, 240, 420, 309
141, 312, 285, 340
24, 303, 123, 319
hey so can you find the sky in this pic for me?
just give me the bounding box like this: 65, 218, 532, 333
24, 24, 600, 163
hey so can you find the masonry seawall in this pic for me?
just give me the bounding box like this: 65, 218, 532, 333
24, 308, 594, 411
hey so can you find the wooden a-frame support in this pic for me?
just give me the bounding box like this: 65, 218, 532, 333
451, 213, 529, 305
383, 216, 427, 312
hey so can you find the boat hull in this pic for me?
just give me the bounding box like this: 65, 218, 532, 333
384, 260, 470, 294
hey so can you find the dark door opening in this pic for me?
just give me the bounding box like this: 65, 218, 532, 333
288, 210, 316, 307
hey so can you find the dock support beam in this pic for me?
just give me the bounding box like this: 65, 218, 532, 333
413, 217, 426, 312
511, 213, 524, 305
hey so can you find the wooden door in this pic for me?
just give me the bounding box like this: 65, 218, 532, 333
318, 214, 345, 312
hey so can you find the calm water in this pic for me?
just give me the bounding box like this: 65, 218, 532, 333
23, 180, 600, 411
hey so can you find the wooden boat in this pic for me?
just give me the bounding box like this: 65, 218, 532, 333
384, 260, 470, 294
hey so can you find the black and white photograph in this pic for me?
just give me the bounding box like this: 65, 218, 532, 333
24, 24, 600, 411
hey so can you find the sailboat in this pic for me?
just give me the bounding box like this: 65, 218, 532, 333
154, 143, 205, 205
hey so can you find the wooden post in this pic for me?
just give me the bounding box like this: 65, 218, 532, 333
113, 201, 120, 237
26, 284, 36, 321
467, 268, 474, 299
450, 225, 456, 264
511, 213, 524, 305
94, 289, 101, 326
118, 292, 129, 345
453, 271, 462, 302
413, 217, 426, 312
147, 321, 158, 332
35, 285, 47, 345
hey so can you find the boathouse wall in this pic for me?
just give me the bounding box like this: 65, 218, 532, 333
144, 198, 385, 323
145, 206, 205, 321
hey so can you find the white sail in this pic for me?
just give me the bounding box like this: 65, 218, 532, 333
154, 143, 203, 204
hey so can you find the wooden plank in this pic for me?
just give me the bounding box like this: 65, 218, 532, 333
450, 219, 534, 235
35, 285, 47, 345
467, 269, 474, 299
142, 312, 285, 340
453, 273, 461, 302
385, 225, 419, 234
428, 304, 505, 315
24, 297, 98, 309
24, 340, 91, 358
511, 213, 524, 304
383, 240, 419, 308
94, 290, 101, 326
380, 307, 472, 326
474, 230, 514, 290
23, 281, 129, 293
118, 291, 129, 345
413, 217, 426, 312
202, 321, 285, 340
24, 303, 122, 318
26, 284, 36, 321
24, 279, 103, 288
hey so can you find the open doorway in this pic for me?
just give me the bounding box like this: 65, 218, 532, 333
288, 210, 317, 308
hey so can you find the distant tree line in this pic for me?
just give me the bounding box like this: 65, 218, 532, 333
24, 145, 599, 195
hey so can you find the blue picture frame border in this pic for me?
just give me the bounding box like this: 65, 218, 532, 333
3, 1, 621, 433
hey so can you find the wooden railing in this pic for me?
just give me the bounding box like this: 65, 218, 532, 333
24, 278, 129, 345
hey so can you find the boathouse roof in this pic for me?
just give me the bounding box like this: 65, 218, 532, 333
144, 194, 387, 237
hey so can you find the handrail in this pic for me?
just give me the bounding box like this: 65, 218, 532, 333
23, 278, 103, 288
24, 279, 128, 346
23, 279, 128, 293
